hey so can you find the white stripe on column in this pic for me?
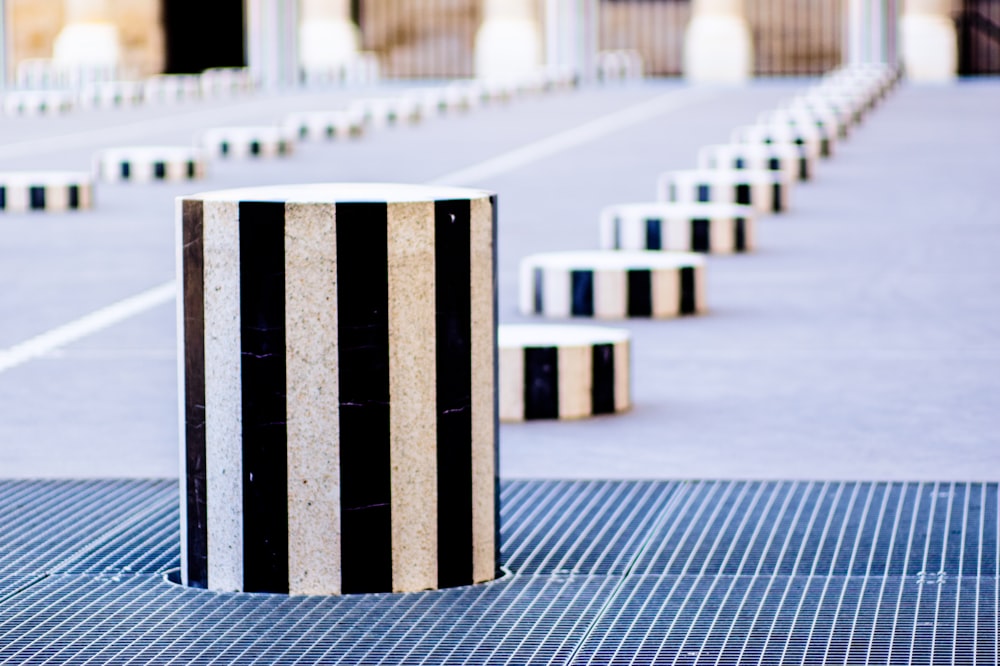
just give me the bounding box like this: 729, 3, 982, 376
594, 270, 626, 319
202, 199, 244, 592
652, 269, 680, 318
387, 200, 438, 593
613, 339, 630, 412
542, 267, 571, 318
667, 218, 690, 251
285, 202, 342, 596
557, 345, 591, 419
470, 196, 496, 584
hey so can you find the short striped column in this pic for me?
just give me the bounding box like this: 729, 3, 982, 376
0, 172, 93, 212
349, 97, 422, 128
95, 146, 207, 183
697, 143, 804, 183
599, 202, 755, 254
759, 108, 838, 158
788, 95, 852, 139
499, 324, 630, 422
78, 81, 144, 109
658, 168, 790, 214
283, 110, 365, 141
201, 127, 295, 159
177, 183, 498, 595
143, 75, 202, 103
731, 124, 822, 168
520, 250, 706, 319
3, 90, 74, 116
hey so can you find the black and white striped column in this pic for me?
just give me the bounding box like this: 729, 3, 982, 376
78, 81, 144, 109
731, 124, 822, 171
200, 127, 295, 159
499, 324, 630, 422
599, 202, 755, 254
143, 74, 202, 103
95, 146, 207, 183
3, 90, 74, 116
698, 142, 806, 183
283, 110, 365, 141
658, 168, 790, 214
177, 183, 498, 595
0, 172, 93, 212
519, 250, 706, 319
759, 108, 838, 158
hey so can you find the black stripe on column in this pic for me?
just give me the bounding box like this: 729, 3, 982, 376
679, 267, 697, 315
533, 267, 544, 314
612, 217, 621, 249
799, 157, 809, 181
627, 269, 652, 317
435, 199, 474, 589
735, 184, 751, 206
691, 219, 711, 253
571, 270, 594, 316
524, 347, 559, 420
182, 199, 208, 589
591, 344, 615, 415
773, 184, 783, 213
696, 184, 711, 203
68, 186, 79, 210
645, 218, 662, 250
239, 201, 289, 594
734, 218, 747, 252
490, 195, 501, 580
29, 186, 45, 210
154, 162, 167, 180
336, 202, 392, 594
768, 157, 781, 171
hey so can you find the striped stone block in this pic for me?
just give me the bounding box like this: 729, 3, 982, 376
78, 81, 144, 109
731, 123, 822, 167
177, 183, 498, 595
698, 142, 805, 183
143, 74, 202, 103
349, 97, 422, 128
283, 110, 365, 141
3, 90, 74, 116
803, 88, 865, 127
520, 250, 706, 319
658, 168, 790, 214
0, 171, 93, 212
499, 324, 630, 422
599, 202, 755, 254
200, 67, 255, 97
201, 126, 295, 159
760, 108, 839, 158
95, 146, 207, 183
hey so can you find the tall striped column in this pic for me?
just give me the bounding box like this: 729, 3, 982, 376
177, 183, 499, 595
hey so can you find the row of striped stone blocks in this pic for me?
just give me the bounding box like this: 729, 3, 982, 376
599, 203, 755, 254
3, 69, 255, 116
177, 184, 498, 595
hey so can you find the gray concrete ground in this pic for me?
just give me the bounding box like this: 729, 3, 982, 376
0, 78, 997, 481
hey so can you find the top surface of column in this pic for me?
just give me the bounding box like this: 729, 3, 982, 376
185, 183, 494, 203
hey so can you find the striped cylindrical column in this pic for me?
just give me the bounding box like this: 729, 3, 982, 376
3, 90, 75, 116
519, 251, 706, 319
78, 81, 144, 109
759, 109, 838, 158
0, 172, 93, 212
177, 183, 499, 595
697, 143, 805, 183
95, 146, 208, 183
201, 126, 295, 159
658, 168, 790, 214
143, 74, 202, 103
283, 110, 365, 141
499, 324, 630, 422
599, 202, 755, 254
730, 124, 822, 170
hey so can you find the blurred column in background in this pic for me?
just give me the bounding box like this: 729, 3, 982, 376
247, 0, 298, 88
900, 0, 957, 80
299, 0, 360, 72
683, 0, 753, 82
544, 0, 598, 81
52, 0, 120, 70
474, 0, 543, 77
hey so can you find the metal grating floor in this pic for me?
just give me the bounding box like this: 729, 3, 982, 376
0, 480, 995, 664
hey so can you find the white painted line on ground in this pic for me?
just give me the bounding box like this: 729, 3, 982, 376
0, 88, 717, 374
0, 281, 176, 375
428, 87, 719, 186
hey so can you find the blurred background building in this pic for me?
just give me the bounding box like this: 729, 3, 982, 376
1, 0, 997, 85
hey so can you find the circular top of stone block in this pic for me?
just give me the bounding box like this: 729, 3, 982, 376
185, 182, 494, 204
522, 250, 705, 270
99, 145, 206, 158
661, 168, 783, 184
499, 323, 630, 348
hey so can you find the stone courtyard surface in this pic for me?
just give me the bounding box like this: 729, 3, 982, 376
0, 78, 997, 483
